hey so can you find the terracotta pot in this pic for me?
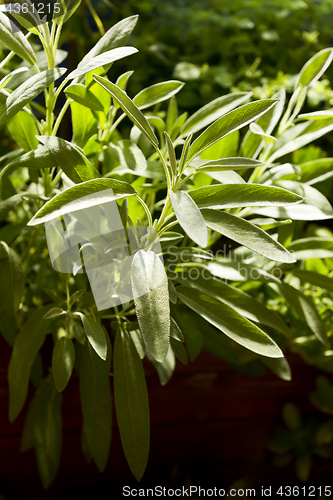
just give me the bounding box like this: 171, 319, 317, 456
0, 335, 322, 499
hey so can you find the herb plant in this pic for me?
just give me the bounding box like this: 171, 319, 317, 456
1, 1, 333, 487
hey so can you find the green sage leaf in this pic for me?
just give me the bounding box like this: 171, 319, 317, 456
133, 80, 184, 110
67, 47, 138, 80
28, 178, 137, 225
33, 375, 63, 489
92, 76, 159, 147
190, 183, 303, 209
0, 68, 66, 125
53, 0, 82, 25
80, 314, 107, 361
77, 15, 138, 69
170, 189, 208, 247
272, 282, 328, 346
177, 286, 283, 358
202, 209, 295, 263
0, 241, 24, 318
37, 135, 98, 184
0, 12, 36, 64
176, 272, 289, 335
7, 111, 39, 151
252, 203, 333, 220
8, 305, 53, 422
131, 250, 170, 362
64, 83, 104, 111
52, 337, 75, 392
114, 328, 150, 481
181, 92, 251, 136
79, 341, 112, 472
295, 48, 333, 89
195, 157, 263, 172
187, 99, 278, 163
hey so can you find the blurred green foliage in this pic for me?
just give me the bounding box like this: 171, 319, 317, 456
71, 0, 333, 110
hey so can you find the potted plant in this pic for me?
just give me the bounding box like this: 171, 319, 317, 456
1, 0, 333, 489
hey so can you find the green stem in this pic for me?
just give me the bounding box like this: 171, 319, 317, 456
102, 112, 125, 143
155, 197, 172, 232
52, 99, 71, 136
50, 169, 63, 188
54, 78, 69, 102
22, 227, 41, 263
136, 196, 153, 227
158, 219, 178, 237
156, 147, 172, 191
86, 0, 105, 36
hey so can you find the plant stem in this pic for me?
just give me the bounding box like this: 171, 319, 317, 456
86, 0, 105, 36
155, 197, 172, 232
22, 227, 41, 263
136, 196, 153, 227
156, 147, 172, 191
52, 99, 71, 136
158, 219, 178, 237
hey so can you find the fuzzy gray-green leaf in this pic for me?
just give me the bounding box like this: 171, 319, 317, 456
177, 286, 283, 358
92, 76, 159, 147
28, 178, 137, 225
187, 99, 277, 163
131, 250, 170, 362
202, 209, 295, 262
170, 190, 208, 247
0, 68, 66, 125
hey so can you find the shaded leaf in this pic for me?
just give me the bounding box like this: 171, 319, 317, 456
8, 305, 53, 422
7, 111, 39, 151
114, 329, 149, 481
0, 241, 24, 317
79, 341, 112, 472
33, 375, 63, 489
272, 282, 328, 346
293, 269, 333, 292
52, 337, 75, 392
